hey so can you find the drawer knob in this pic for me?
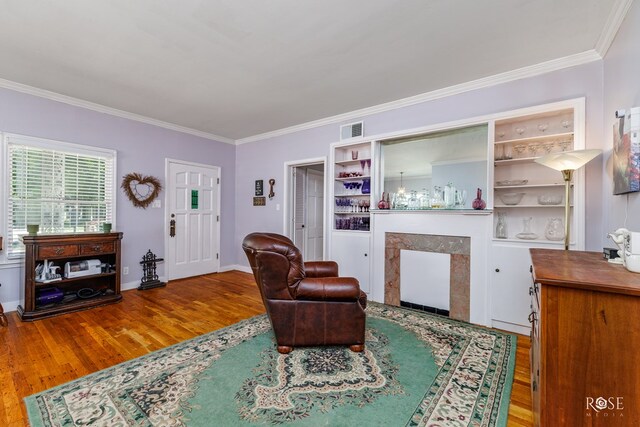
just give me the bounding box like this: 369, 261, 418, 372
92, 245, 102, 252
55, 248, 65, 255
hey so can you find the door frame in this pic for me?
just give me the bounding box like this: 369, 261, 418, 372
164, 158, 221, 281
283, 157, 327, 260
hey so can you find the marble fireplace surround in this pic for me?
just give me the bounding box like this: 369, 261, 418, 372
384, 232, 470, 322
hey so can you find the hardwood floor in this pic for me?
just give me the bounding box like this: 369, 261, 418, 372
0, 271, 533, 426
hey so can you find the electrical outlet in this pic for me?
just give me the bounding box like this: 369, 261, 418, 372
123, 266, 129, 275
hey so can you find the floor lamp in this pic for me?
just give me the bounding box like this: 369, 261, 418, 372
534, 149, 601, 250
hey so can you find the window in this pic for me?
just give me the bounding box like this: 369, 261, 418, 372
3, 133, 116, 259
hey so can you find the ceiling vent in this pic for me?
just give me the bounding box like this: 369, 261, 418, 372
340, 121, 364, 140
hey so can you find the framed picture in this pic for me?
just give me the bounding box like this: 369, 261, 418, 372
613, 108, 640, 194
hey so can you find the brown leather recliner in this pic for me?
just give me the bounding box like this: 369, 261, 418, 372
242, 232, 367, 354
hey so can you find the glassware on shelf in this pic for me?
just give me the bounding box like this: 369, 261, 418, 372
444, 182, 456, 208
559, 140, 572, 151
495, 144, 504, 160
456, 189, 467, 208
561, 119, 571, 129
504, 144, 513, 159
544, 217, 564, 241
408, 191, 419, 210
516, 217, 538, 240
431, 186, 444, 209
515, 127, 526, 136
513, 144, 527, 157
472, 188, 486, 210
542, 142, 555, 154
537, 123, 548, 133
362, 178, 370, 194
351, 150, 358, 160
528, 143, 540, 157
419, 188, 431, 209
360, 160, 366, 175
497, 131, 506, 139
495, 212, 508, 239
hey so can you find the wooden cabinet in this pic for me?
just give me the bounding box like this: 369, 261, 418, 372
18, 233, 123, 321
530, 248, 640, 426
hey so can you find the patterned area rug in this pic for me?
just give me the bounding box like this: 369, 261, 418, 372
25, 303, 516, 426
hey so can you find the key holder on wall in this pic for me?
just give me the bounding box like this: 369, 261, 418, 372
268, 179, 275, 199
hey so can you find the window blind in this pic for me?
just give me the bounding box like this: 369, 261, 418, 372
6, 136, 115, 258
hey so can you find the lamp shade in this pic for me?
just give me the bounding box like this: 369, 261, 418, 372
534, 149, 601, 171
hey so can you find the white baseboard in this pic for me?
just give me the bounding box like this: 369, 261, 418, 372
491, 319, 531, 336
220, 264, 251, 274
2, 299, 20, 313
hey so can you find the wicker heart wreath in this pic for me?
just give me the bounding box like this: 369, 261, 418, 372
121, 173, 162, 209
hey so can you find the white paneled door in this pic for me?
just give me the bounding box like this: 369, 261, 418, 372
167, 160, 220, 280
305, 169, 324, 261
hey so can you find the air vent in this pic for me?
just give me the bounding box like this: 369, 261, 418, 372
340, 121, 364, 140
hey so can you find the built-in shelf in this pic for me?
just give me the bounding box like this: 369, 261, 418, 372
334, 212, 370, 216
494, 204, 572, 208
335, 175, 370, 181
494, 183, 569, 189
494, 157, 541, 166
35, 271, 116, 287
494, 132, 573, 145
335, 158, 371, 166
335, 194, 371, 197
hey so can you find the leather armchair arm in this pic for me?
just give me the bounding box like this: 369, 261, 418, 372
304, 261, 338, 277
296, 277, 360, 301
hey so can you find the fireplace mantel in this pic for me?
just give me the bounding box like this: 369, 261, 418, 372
370, 211, 492, 327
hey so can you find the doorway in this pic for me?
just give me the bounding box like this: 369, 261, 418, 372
165, 159, 220, 280
285, 159, 326, 261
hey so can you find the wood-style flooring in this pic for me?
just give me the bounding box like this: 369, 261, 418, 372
0, 271, 533, 426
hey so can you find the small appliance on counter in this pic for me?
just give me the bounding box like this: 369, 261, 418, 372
607, 228, 640, 273
625, 231, 640, 273
64, 259, 102, 278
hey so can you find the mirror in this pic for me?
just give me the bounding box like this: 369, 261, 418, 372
381, 124, 488, 209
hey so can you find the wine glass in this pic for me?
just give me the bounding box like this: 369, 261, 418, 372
497, 131, 506, 140
528, 143, 540, 157
537, 123, 548, 133
561, 120, 571, 129
515, 127, 526, 136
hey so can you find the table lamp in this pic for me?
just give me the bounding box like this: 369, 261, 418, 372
535, 149, 601, 250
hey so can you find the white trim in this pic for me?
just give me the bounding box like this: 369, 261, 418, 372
283, 157, 328, 260
491, 320, 531, 336
220, 264, 252, 274
1, 299, 20, 313
164, 158, 222, 281
236, 51, 601, 145
594, 0, 635, 57
0, 78, 235, 145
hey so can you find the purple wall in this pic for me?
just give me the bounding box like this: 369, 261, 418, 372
0, 88, 236, 307
235, 61, 605, 266
603, 0, 640, 241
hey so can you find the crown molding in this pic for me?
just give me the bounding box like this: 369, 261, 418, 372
0, 78, 235, 145
236, 50, 601, 145
594, 0, 634, 57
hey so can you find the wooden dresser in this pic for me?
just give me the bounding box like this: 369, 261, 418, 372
18, 233, 123, 320
530, 249, 640, 426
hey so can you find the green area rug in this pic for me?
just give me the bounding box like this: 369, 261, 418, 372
25, 303, 516, 426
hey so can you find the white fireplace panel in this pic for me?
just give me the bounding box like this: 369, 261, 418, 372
400, 250, 450, 310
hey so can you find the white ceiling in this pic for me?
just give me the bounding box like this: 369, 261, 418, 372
0, 0, 622, 141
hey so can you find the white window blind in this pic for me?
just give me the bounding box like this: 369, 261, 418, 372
5, 135, 116, 258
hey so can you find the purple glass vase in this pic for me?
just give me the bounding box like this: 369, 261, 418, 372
472, 188, 486, 210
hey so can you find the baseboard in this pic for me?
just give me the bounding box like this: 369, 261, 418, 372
491, 319, 531, 336
2, 299, 20, 313
121, 276, 167, 291
220, 264, 251, 274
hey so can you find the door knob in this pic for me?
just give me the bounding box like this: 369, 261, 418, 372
170, 214, 176, 238
495, 268, 500, 272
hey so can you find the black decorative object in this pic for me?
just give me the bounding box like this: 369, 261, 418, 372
255, 179, 264, 196
138, 249, 166, 290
